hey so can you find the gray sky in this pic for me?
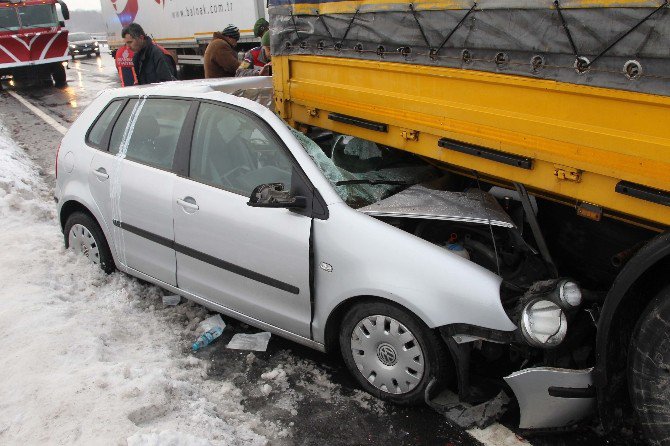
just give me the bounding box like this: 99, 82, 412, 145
66, 0, 102, 11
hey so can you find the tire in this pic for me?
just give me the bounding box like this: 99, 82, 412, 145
95, 51, 100, 57
339, 301, 452, 405
64, 212, 115, 274
628, 286, 670, 446
51, 63, 66, 88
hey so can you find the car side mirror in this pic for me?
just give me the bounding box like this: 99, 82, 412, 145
247, 183, 307, 209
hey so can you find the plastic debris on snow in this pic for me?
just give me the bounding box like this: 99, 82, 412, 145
191, 314, 226, 351
162, 294, 181, 306
226, 332, 271, 351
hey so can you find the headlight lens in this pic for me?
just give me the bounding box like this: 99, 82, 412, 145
94, 41, 99, 46
70, 44, 75, 48
520, 299, 567, 348
558, 280, 582, 308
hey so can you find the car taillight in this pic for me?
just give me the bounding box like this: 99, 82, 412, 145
55, 143, 61, 179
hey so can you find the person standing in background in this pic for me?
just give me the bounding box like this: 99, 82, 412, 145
115, 43, 177, 86
122, 23, 176, 85
236, 31, 272, 77
203, 25, 240, 78
253, 18, 269, 39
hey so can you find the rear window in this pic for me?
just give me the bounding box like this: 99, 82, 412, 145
69, 33, 92, 42
86, 100, 124, 149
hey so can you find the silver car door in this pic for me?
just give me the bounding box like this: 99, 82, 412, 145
107, 98, 191, 286
87, 99, 126, 238
173, 101, 312, 338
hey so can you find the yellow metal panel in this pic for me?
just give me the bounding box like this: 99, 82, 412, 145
274, 55, 670, 228
286, 0, 664, 15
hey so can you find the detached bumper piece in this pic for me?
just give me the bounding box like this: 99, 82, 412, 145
504, 367, 595, 429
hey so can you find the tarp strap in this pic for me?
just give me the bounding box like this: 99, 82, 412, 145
317, 14, 334, 39
340, 8, 360, 44
435, 2, 477, 56
586, 0, 668, 68
554, 0, 580, 58
409, 3, 432, 49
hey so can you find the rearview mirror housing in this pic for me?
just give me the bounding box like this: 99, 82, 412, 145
247, 183, 307, 209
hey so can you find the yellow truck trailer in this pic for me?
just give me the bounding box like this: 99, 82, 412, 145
269, 0, 670, 441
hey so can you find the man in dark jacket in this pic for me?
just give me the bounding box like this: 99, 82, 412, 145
122, 23, 175, 85
203, 25, 240, 78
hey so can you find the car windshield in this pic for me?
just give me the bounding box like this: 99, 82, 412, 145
293, 129, 439, 208
18, 5, 58, 29
69, 33, 92, 42
0, 7, 20, 31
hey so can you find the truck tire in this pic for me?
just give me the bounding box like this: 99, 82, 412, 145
339, 301, 452, 405
51, 63, 67, 88
628, 286, 670, 445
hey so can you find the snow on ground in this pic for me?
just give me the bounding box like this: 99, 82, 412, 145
0, 124, 271, 445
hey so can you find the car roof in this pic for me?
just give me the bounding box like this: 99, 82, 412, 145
106, 76, 273, 99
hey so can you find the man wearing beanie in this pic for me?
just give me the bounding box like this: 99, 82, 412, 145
204, 24, 240, 78
253, 18, 269, 38
236, 31, 272, 77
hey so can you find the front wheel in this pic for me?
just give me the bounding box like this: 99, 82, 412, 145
64, 212, 115, 274
628, 286, 670, 445
339, 301, 452, 405
51, 63, 66, 88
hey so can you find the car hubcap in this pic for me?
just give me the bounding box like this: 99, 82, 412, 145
351, 315, 425, 394
68, 224, 100, 264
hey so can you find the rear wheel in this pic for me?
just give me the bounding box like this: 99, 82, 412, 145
64, 212, 115, 274
628, 286, 670, 445
339, 301, 452, 405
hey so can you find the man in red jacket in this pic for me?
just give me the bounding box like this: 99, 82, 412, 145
236, 31, 271, 77
115, 43, 177, 86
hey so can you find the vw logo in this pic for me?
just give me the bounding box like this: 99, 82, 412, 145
376, 343, 397, 366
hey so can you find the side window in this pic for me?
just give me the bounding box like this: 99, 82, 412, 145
189, 102, 293, 196
109, 98, 191, 170
109, 98, 138, 155
86, 100, 124, 148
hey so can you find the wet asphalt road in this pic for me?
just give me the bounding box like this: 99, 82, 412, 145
0, 53, 647, 446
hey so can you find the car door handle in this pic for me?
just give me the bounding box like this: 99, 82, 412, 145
177, 197, 199, 211
93, 167, 109, 180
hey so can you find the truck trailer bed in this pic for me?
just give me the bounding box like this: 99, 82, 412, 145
270, 0, 670, 229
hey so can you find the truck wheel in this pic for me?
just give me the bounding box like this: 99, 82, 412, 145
52, 63, 67, 88
339, 301, 452, 405
64, 212, 115, 274
628, 286, 670, 445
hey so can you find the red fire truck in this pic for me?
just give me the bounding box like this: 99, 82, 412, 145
0, 0, 69, 87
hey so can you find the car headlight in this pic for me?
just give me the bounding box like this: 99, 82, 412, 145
70, 44, 75, 48
557, 280, 582, 309
94, 41, 99, 46
520, 299, 567, 348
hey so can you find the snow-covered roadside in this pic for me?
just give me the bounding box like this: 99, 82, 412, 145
0, 125, 271, 444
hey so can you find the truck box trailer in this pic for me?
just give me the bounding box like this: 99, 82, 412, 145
269, 0, 670, 442
100, 0, 267, 74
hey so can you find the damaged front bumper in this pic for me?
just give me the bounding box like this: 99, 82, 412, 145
504, 367, 595, 429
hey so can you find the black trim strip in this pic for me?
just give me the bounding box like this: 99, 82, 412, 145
548, 386, 596, 399
328, 112, 388, 133
112, 220, 300, 294
113, 220, 174, 249
438, 137, 533, 170
615, 181, 670, 207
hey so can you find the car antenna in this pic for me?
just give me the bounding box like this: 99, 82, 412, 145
473, 170, 501, 277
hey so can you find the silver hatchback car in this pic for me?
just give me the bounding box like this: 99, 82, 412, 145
56, 77, 593, 429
